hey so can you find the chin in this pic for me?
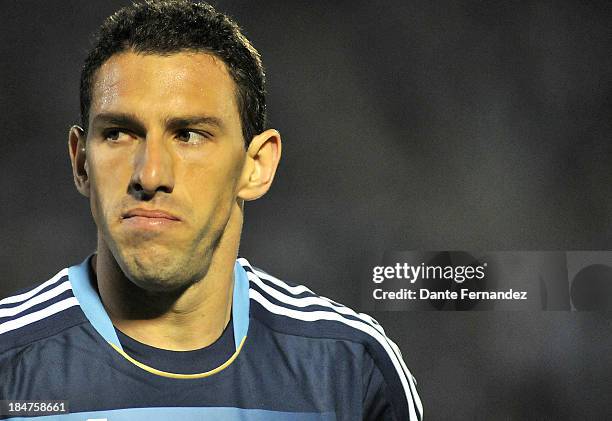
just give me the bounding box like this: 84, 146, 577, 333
118, 250, 199, 293
127, 263, 198, 293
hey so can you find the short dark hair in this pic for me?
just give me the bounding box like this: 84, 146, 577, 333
80, 0, 266, 145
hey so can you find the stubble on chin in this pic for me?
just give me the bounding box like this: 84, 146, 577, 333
111, 231, 222, 294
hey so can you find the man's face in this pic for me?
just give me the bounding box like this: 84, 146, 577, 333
83, 51, 247, 291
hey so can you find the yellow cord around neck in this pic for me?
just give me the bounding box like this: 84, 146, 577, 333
108, 335, 247, 379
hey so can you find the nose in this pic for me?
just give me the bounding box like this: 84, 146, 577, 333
130, 133, 175, 199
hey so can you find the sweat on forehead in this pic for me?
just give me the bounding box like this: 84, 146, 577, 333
90, 52, 236, 110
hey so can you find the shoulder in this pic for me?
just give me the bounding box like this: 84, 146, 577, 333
238, 258, 423, 421
240, 257, 388, 344
0, 267, 86, 355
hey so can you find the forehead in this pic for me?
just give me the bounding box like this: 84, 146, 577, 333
90, 51, 239, 123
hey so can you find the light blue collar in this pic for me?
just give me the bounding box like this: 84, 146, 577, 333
68, 255, 250, 351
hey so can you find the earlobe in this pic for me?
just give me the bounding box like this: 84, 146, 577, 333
68, 125, 90, 197
238, 129, 282, 201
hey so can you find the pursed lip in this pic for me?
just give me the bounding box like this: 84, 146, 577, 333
122, 208, 181, 221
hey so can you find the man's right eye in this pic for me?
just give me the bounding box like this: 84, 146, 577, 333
103, 129, 131, 142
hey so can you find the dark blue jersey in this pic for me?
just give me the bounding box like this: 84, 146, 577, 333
0, 256, 422, 420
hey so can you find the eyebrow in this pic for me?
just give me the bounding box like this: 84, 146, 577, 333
91, 112, 146, 135
91, 113, 225, 134
164, 115, 225, 131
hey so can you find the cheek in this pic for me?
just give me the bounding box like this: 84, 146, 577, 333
184, 167, 234, 207
181, 152, 244, 213
86, 153, 132, 220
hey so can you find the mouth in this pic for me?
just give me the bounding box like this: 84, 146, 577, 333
121, 208, 181, 229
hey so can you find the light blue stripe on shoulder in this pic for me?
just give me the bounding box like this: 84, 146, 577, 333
232, 260, 250, 349
5, 406, 336, 420
68, 255, 122, 350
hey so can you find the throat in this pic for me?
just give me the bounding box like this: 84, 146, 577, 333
113, 301, 233, 351
92, 246, 235, 351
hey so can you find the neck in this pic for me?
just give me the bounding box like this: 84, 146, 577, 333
93, 204, 243, 351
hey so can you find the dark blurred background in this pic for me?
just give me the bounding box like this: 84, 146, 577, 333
1, 1, 611, 419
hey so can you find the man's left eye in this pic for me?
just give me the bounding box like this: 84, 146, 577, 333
176, 130, 208, 144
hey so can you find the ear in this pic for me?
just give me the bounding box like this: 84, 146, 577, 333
68, 125, 90, 197
237, 128, 282, 201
